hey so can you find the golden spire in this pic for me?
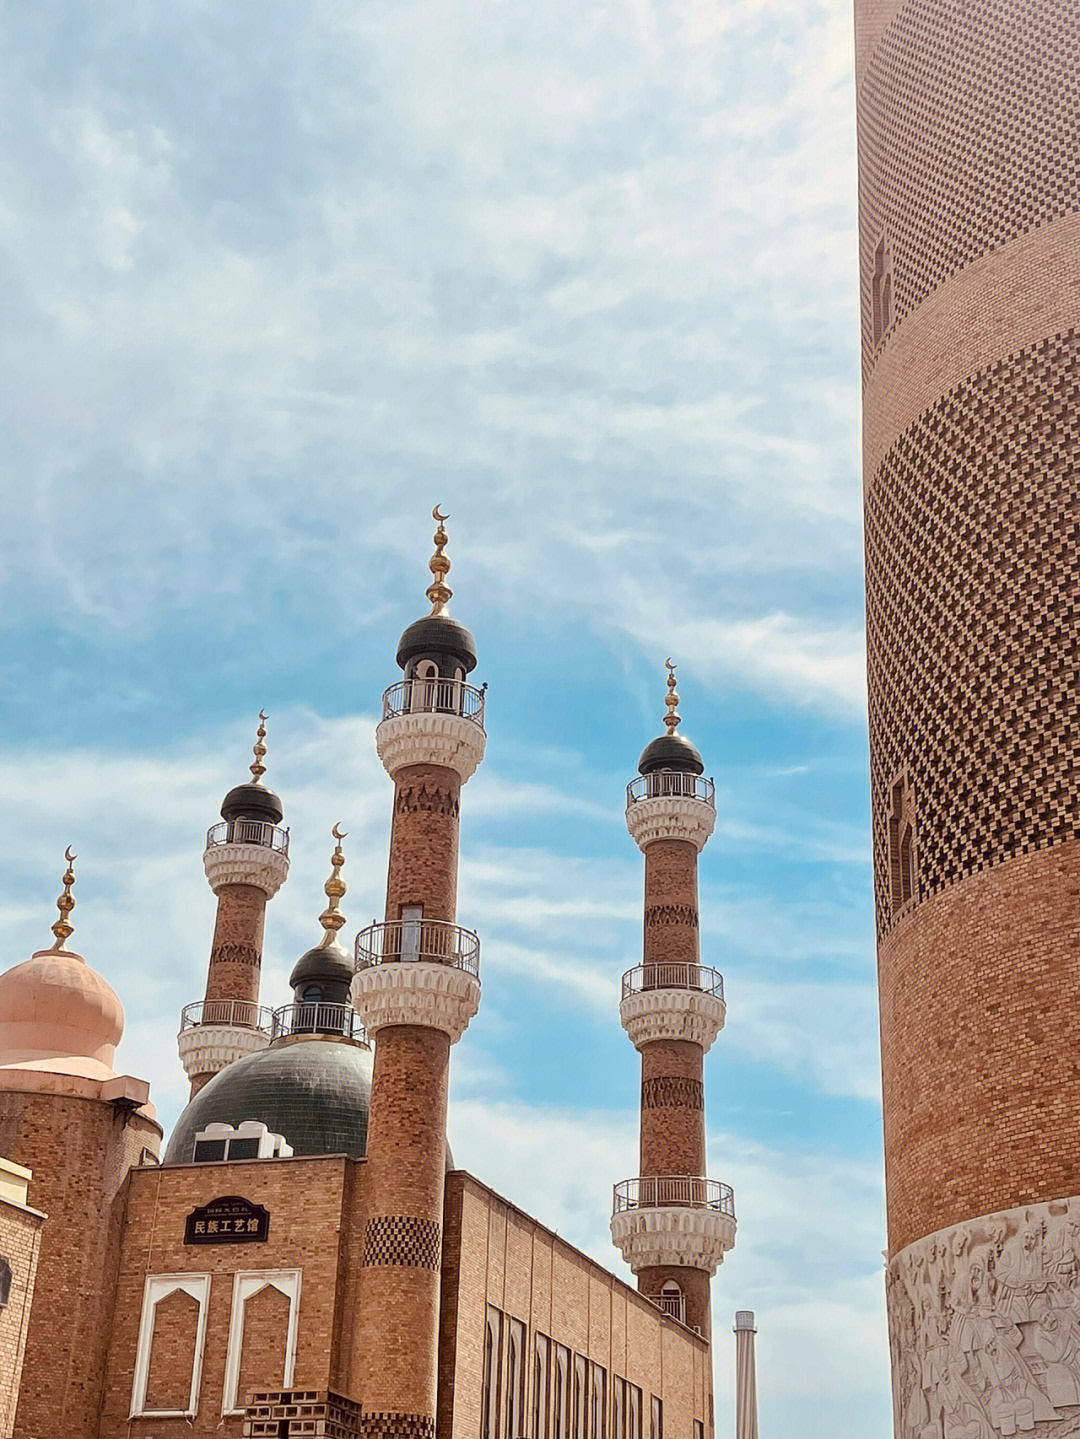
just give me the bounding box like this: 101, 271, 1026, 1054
250, 710, 268, 783
318, 824, 348, 948
663, 658, 682, 734
425, 505, 453, 616
51, 846, 77, 950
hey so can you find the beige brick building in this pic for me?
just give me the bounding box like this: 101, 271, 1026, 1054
0, 517, 733, 1438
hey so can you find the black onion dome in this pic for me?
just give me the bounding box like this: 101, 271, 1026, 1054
221, 782, 284, 825
638, 732, 705, 776
396, 614, 478, 673
289, 943, 354, 994
164, 1039, 373, 1163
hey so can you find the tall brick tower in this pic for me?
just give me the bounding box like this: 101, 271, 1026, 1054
610, 663, 735, 1335
177, 713, 289, 1095
855, 2, 1080, 1429
0, 852, 160, 1439
350, 508, 485, 1439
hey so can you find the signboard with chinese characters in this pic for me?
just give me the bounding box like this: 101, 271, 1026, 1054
184, 1195, 269, 1245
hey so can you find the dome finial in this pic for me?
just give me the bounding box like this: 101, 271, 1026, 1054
250, 710, 269, 783
425, 505, 453, 616
663, 658, 681, 734
318, 824, 348, 947
51, 846, 77, 950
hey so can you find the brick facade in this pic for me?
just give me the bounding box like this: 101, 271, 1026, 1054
383, 763, 461, 925
205, 884, 269, 1008
0, 1179, 43, 1439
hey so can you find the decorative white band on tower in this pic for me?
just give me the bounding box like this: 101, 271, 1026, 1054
176, 1022, 270, 1083
376, 712, 487, 783
351, 960, 481, 1043
610, 1205, 736, 1277
620, 986, 727, 1052
625, 795, 716, 852
203, 843, 290, 897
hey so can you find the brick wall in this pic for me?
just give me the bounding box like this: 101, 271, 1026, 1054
384, 763, 461, 925
0, 1197, 43, 1439
206, 884, 269, 1006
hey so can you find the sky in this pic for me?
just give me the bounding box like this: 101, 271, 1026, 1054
0, 1, 886, 1433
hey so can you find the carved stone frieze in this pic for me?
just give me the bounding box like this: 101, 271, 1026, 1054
203, 843, 289, 897
376, 712, 486, 782
350, 961, 480, 1044
625, 795, 716, 853
888, 1196, 1080, 1438
620, 986, 726, 1053
610, 1203, 736, 1276
176, 1023, 270, 1082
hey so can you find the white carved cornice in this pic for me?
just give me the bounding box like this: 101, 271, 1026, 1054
610, 1205, 736, 1276
376, 712, 486, 782
351, 961, 481, 1044
176, 1023, 270, 1082
620, 987, 726, 1052
203, 843, 289, 897
625, 796, 716, 852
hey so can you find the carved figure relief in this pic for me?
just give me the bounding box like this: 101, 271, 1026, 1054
888, 1198, 1080, 1437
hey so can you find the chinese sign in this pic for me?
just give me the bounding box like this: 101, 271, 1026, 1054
184, 1195, 269, 1245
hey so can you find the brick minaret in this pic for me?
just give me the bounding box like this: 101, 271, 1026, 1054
177, 713, 290, 1095
611, 664, 735, 1337
856, 1, 1080, 1428
350, 508, 485, 1439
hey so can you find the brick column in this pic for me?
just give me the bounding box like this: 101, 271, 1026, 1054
383, 763, 461, 925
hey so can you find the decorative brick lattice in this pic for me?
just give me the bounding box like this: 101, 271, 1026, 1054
645, 905, 698, 928
866, 331, 1080, 936
211, 941, 260, 966
359, 1412, 435, 1439
243, 1389, 361, 1438
362, 1215, 441, 1271
642, 1077, 704, 1111
395, 783, 459, 819
858, 0, 1080, 369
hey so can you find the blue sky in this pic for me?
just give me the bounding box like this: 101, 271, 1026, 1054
0, 0, 887, 1431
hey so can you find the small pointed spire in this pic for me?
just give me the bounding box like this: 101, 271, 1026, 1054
425, 505, 453, 616
663, 658, 682, 734
250, 710, 269, 783
51, 846, 77, 950
318, 824, 348, 948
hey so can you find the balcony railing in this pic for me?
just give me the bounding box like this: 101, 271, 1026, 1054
206, 820, 291, 853
180, 999, 275, 1033
626, 772, 715, 806
612, 1176, 736, 1216
355, 919, 481, 978
621, 964, 725, 1003
649, 1292, 687, 1324
270, 1002, 368, 1044
381, 677, 486, 728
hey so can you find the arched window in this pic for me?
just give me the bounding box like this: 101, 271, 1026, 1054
482, 1318, 498, 1439
505, 1332, 518, 1439
660, 1279, 684, 1323
411, 660, 437, 713
0, 1257, 11, 1307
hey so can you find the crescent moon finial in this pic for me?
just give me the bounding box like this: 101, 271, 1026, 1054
433, 504, 449, 522
332, 822, 347, 841
663, 657, 682, 733
319, 826, 348, 945
250, 710, 269, 782
52, 846, 78, 950
65, 845, 77, 864
426, 506, 453, 615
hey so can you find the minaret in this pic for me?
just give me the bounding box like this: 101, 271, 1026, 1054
350, 508, 485, 1439
734, 1311, 759, 1439
611, 663, 735, 1335
177, 713, 289, 1095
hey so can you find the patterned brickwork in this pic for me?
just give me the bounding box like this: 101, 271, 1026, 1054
645, 905, 698, 929
643, 841, 699, 969
641, 1077, 704, 1111
384, 763, 461, 925
359, 1411, 435, 1439
244, 1389, 362, 1438
865, 331, 1080, 936
395, 782, 459, 819
205, 883, 268, 1007
858, 0, 1080, 370
211, 941, 260, 966
362, 1216, 441, 1271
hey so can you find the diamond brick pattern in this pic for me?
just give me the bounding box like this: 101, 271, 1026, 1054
359, 1411, 435, 1439
362, 1215, 441, 1271
243, 1389, 362, 1438
642, 1077, 704, 1111
858, 0, 1080, 369
645, 905, 698, 928
866, 330, 1080, 936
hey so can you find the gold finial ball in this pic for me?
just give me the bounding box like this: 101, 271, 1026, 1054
51, 846, 78, 949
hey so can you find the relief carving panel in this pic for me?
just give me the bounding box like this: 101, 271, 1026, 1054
888, 1198, 1080, 1437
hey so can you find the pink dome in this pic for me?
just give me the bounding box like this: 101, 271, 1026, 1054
0, 947, 124, 1079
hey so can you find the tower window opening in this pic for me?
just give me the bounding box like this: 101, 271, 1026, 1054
887, 775, 918, 914
482, 1314, 500, 1439
0, 1257, 11, 1307
872, 236, 893, 348
400, 904, 423, 961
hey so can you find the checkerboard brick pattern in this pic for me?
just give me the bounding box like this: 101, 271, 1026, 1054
865, 329, 1080, 937
362, 1216, 441, 1271
358, 1411, 435, 1439
858, 0, 1080, 371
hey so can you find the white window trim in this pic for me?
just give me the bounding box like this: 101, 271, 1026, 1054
129, 1273, 212, 1419
221, 1268, 302, 1416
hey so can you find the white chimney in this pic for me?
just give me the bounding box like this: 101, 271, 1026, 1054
734, 1310, 759, 1439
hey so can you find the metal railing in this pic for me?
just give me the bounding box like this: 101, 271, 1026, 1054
612, 1176, 736, 1216
355, 918, 481, 978
649, 1292, 687, 1324
626, 773, 715, 806
270, 1002, 368, 1044
621, 964, 724, 1002
381, 677, 486, 728
180, 999, 275, 1033
205, 820, 290, 853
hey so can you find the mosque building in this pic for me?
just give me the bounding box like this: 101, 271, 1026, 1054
0, 512, 734, 1439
